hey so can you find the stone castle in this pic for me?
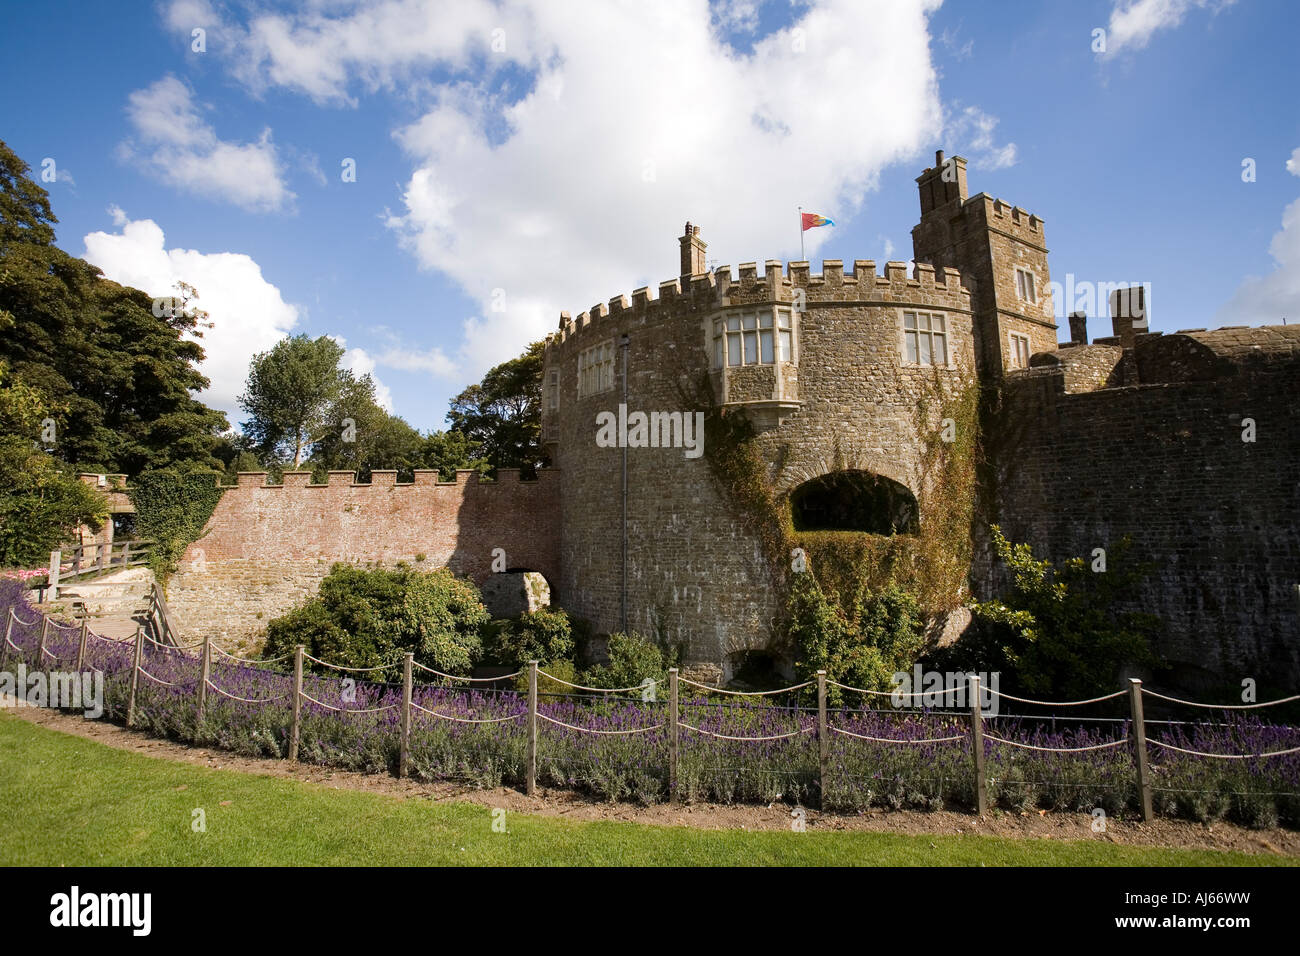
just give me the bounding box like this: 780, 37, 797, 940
89, 152, 1300, 689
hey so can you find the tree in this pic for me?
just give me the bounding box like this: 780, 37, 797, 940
447, 340, 545, 476
238, 335, 350, 468
0, 364, 107, 567
310, 374, 425, 481
418, 429, 490, 481
0, 139, 231, 476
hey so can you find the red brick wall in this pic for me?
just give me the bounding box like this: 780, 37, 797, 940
180, 469, 560, 583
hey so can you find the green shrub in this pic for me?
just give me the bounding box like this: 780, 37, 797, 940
583, 632, 678, 691
789, 573, 926, 704
512, 658, 580, 695
263, 563, 488, 677
928, 526, 1162, 698
484, 607, 574, 670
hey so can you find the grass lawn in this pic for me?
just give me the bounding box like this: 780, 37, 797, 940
0, 713, 1290, 867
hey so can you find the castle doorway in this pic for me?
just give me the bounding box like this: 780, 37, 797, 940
789, 471, 918, 535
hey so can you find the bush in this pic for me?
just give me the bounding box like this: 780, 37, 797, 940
789, 574, 926, 704
583, 632, 677, 691
929, 526, 1161, 698
263, 563, 488, 677
484, 607, 574, 670
512, 658, 580, 695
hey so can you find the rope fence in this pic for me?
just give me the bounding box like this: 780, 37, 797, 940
3, 603, 1299, 820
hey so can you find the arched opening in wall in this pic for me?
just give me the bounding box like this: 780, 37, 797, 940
789, 471, 919, 535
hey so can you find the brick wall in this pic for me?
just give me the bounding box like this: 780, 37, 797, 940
168, 470, 560, 648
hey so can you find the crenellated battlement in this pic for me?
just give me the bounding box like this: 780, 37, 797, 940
965, 193, 1045, 239
229, 469, 555, 489
547, 257, 970, 352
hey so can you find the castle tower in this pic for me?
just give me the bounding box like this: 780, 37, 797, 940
911, 150, 1058, 378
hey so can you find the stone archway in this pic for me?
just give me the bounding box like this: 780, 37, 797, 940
788, 470, 919, 535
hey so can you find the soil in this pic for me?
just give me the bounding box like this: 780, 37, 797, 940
5, 703, 1298, 859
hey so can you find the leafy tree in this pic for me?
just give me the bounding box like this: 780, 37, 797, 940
238, 335, 351, 468
0, 364, 107, 567
262, 564, 490, 677
447, 340, 546, 476
0, 139, 231, 476
310, 374, 425, 481
418, 429, 490, 481
928, 526, 1162, 698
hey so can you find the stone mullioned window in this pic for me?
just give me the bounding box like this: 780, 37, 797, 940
901, 310, 950, 366
712, 306, 795, 368
577, 340, 615, 397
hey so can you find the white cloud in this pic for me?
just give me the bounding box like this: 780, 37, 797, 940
374, 346, 459, 379
82, 213, 300, 418
166, 0, 542, 106
336, 344, 395, 412
714, 0, 761, 34
1216, 151, 1300, 326
120, 75, 293, 212
170, 0, 987, 381
944, 105, 1017, 171
381, 0, 945, 375
1103, 0, 1237, 57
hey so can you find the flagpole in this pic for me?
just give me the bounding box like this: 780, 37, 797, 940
798, 205, 804, 261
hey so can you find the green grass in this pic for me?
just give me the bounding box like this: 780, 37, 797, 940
0, 713, 1290, 866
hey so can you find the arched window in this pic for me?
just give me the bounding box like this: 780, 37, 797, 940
789, 471, 919, 535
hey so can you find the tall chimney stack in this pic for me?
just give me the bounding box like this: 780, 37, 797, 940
680, 222, 707, 278
915, 149, 969, 217
1109, 286, 1149, 349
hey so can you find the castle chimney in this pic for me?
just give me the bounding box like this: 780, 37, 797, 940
1068, 311, 1088, 345
1109, 286, 1148, 349
915, 150, 968, 217
680, 222, 707, 278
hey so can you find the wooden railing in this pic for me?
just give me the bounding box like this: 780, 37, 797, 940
147, 580, 181, 648
39, 539, 155, 598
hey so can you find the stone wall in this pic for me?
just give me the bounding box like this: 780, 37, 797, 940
168, 469, 560, 649
986, 328, 1300, 689
542, 257, 974, 679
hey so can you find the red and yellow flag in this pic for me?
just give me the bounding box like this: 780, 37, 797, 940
801, 213, 834, 231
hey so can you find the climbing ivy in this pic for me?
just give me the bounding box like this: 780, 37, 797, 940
126, 470, 227, 583
677, 355, 982, 688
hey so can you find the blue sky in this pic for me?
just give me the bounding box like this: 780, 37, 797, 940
2, 0, 1297, 433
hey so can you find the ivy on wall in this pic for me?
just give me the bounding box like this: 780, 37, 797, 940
126, 471, 227, 583
678, 356, 983, 688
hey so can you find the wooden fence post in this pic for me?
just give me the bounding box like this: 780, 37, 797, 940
817, 670, 829, 807
36, 618, 50, 666
76, 621, 88, 671
289, 645, 304, 762
126, 626, 143, 728
196, 634, 211, 735
668, 668, 679, 805
1, 611, 13, 670
970, 675, 988, 815
526, 660, 538, 796
47, 550, 60, 601
1129, 678, 1154, 822
399, 652, 413, 779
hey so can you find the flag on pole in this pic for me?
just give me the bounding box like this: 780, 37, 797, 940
801, 213, 834, 231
